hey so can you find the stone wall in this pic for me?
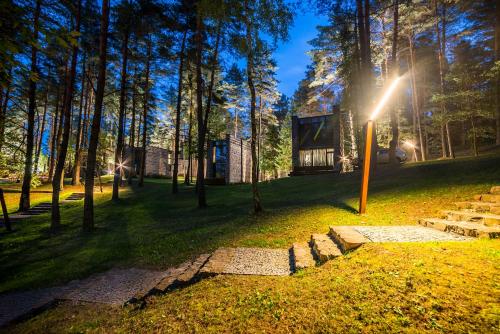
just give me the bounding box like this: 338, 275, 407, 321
226, 135, 251, 184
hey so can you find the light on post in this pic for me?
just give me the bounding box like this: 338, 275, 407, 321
359, 77, 401, 214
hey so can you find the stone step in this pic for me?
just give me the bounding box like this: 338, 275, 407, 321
328, 226, 369, 252
490, 186, 500, 194
0, 214, 31, 222
419, 218, 500, 238
152, 254, 211, 295
19, 210, 50, 216
32, 203, 51, 208
454, 201, 500, 212
477, 194, 500, 203
291, 242, 316, 270
441, 210, 500, 226
174, 253, 211, 286
310, 234, 342, 263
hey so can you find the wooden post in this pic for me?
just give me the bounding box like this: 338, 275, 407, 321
0, 189, 12, 231
359, 120, 374, 214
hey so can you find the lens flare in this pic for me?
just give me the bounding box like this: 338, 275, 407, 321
369, 77, 401, 121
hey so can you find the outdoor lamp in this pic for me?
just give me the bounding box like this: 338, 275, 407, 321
359, 77, 401, 214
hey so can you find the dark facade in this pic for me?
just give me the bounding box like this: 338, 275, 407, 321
206, 134, 251, 184
291, 112, 341, 175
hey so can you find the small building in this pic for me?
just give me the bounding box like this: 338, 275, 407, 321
291, 112, 341, 175
206, 134, 252, 184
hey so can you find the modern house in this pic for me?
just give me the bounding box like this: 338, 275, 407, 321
291, 111, 341, 175
206, 134, 252, 184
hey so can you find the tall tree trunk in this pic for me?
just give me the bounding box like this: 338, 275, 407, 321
185, 73, 194, 185
112, 30, 130, 199
195, 12, 206, 207
19, 0, 41, 212
52, 0, 81, 230
72, 57, 87, 185
245, 1, 262, 213
83, 0, 110, 232
127, 65, 138, 184
471, 115, 478, 157
388, 0, 399, 164
409, 35, 425, 161
434, 0, 448, 158
495, 0, 500, 145
257, 95, 262, 180
172, 30, 187, 194
34, 83, 49, 172
138, 35, 152, 187
48, 86, 61, 181
0, 69, 11, 154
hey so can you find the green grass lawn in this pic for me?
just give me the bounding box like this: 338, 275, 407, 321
2, 154, 500, 333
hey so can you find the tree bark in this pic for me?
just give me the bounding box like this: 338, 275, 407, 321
471, 116, 478, 156
245, 0, 262, 213
185, 72, 194, 185
112, 29, 130, 199
19, 0, 41, 212
48, 85, 61, 181
138, 36, 152, 187
72, 57, 87, 185
0, 69, 11, 154
127, 65, 138, 184
83, 0, 110, 232
52, 0, 81, 230
388, 0, 399, 164
409, 35, 425, 161
34, 82, 49, 172
195, 12, 206, 207
495, 0, 500, 145
172, 30, 187, 194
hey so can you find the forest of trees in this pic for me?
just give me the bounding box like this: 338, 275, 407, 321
0, 0, 499, 232
295, 0, 500, 168
0, 0, 294, 230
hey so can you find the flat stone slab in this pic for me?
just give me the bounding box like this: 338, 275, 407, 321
352, 226, 471, 242
0, 286, 70, 327
200, 247, 291, 276
292, 242, 316, 269
62, 268, 169, 306
329, 226, 369, 251
311, 234, 342, 262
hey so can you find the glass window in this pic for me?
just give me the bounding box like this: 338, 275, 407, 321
313, 149, 327, 166
299, 150, 312, 166
326, 149, 334, 166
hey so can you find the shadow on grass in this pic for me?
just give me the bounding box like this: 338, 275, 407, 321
0, 154, 499, 293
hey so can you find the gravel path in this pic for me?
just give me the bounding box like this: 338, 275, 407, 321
0, 286, 69, 327
62, 268, 169, 306
202, 247, 292, 276
352, 226, 472, 242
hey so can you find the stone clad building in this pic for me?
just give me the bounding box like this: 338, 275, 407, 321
206, 134, 251, 184
291, 111, 341, 175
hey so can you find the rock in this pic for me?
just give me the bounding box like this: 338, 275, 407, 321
419, 218, 499, 238
310, 234, 342, 263
329, 226, 369, 252
291, 242, 315, 270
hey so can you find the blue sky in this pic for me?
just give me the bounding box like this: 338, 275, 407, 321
273, 10, 327, 97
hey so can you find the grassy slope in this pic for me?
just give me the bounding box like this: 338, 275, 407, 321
2, 155, 500, 332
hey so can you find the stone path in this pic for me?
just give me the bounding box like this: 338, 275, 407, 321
62, 268, 169, 306
0, 192, 85, 227
0, 286, 71, 327
200, 248, 291, 276
419, 185, 500, 238
352, 225, 471, 242
3, 186, 499, 328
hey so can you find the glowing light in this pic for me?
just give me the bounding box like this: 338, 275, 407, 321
403, 141, 416, 149
369, 77, 401, 121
